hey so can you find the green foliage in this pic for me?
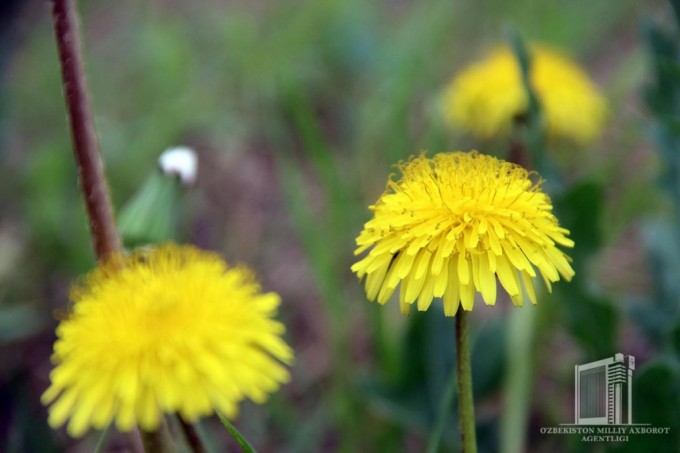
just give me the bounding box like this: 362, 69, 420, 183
556, 181, 604, 265
217, 413, 256, 453
118, 171, 182, 247
554, 182, 619, 358
636, 0, 680, 351
1, 0, 671, 451
614, 359, 680, 452
509, 30, 546, 169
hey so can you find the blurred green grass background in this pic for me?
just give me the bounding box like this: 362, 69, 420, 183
1, 0, 678, 451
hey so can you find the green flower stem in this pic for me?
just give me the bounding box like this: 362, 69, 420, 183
500, 306, 536, 453
50, 0, 121, 261
456, 310, 478, 453
141, 420, 176, 453
94, 423, 112, 453
177, 418, 207, 453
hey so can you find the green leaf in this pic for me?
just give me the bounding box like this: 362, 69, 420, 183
426, 364, 457, 453
358, 310, 458, 444
217, 413, 256, 453
471, 319, 506, 397
559, 288, 618, 359
673, 0, 680, 30
554, 180, 604, 268
93, 424, 112, 453
117, 170, 182, 247
642, 18, 680, 118
632, 221, 680, 346
671, 321, 680, 357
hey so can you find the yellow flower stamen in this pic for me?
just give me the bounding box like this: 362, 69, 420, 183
352, 151, 574, 316
42, 243, 293, 437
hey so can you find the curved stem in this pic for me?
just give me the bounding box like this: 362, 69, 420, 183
456, 310, 478, 453
51, 0, 121, 261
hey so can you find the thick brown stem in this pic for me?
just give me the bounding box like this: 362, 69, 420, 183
508, 136, 530, 169
51, 0, 121, 261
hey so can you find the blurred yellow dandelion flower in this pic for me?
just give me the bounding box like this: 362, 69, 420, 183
352, 151, 574, 316
42, 244, 293, 438
442, 46, 607, 144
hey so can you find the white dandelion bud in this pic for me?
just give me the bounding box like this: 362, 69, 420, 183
158, 146, 198, 186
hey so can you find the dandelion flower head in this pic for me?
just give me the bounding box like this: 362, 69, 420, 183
42, 244, 293, 437
442, 45, 607, 144
352, 152, 574, 316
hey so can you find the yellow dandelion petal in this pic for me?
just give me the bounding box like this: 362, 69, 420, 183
521, 270, 538, 305
442, 45, 607, 144
417, 273, 436, 311
352, 151, 574, 316
432, 260, 449, 298
42, 244, 293, 437
442, 261, 460, 316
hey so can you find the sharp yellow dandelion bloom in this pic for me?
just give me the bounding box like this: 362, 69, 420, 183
42, 244, 293, 438
352, 152, 574, 316
442, 46, 607, 144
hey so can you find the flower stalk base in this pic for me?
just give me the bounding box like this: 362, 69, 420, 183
456, 309, 478, 453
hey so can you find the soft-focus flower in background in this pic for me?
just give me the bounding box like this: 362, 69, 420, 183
352, 151, 574, 316
42, 244, 293, 437
442, 46, 607, 144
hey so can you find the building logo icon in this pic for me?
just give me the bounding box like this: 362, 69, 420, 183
574, 353, 635, 425
539, 353, 670, 443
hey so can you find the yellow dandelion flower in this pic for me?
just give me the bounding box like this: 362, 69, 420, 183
442, 45, 607, 144
351, 151, 574, 316
41, 244, 293, 438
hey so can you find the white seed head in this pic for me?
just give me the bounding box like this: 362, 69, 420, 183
158, 146, 198, 185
